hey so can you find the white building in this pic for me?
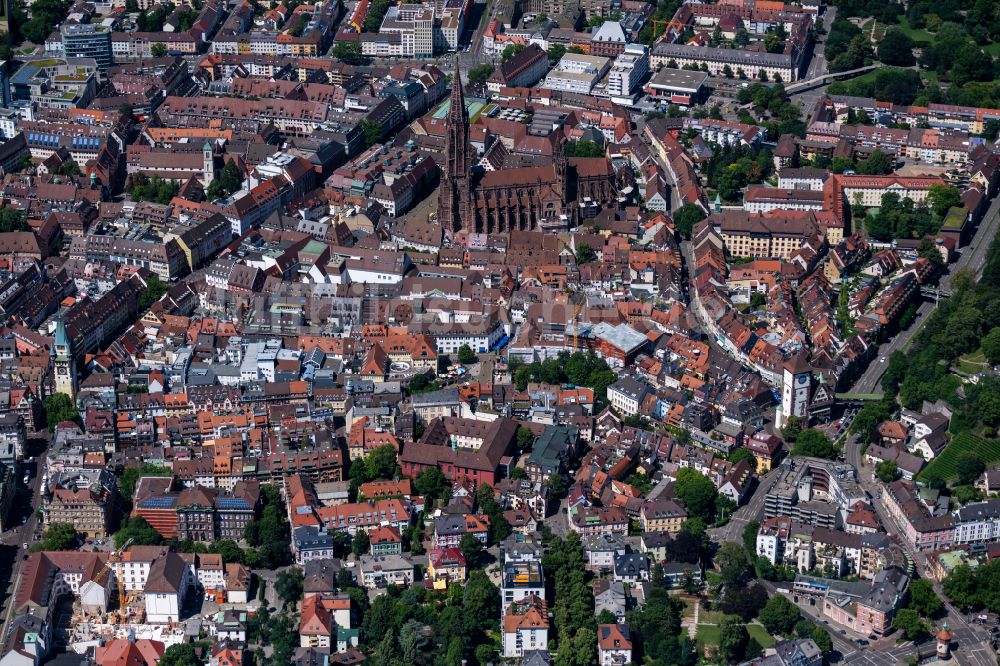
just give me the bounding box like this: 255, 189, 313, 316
542, 53, 611, 95
502, 596, 549, 658
605, 44, 648, 102
380, 5, 434, 57
606, 376, 649, 416
143, 552, 193, 624
597, 624, 632, 666
952, 500, 1000, 545
358, 553, 415, 589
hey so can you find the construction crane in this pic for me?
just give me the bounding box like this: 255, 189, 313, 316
89, 537, 134, 620
650, 19, 671, 40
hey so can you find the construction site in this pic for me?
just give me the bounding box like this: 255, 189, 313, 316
55, 538, 212, 655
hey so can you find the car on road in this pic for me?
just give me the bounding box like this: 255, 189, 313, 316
854, 639, 869, 647
22, 543, 27, 550
879, 356, 886, 363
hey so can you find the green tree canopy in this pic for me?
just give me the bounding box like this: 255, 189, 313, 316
673, 203, 706, 240
877, 28, 915, 66
792, 429, 837, 459
575, 242, 598, 264
44, 393, 79, 431
758, 594, 801, 635
275, 568, 304, 606
32, 523, 78, 552
875, 460, 900, 483
674, 467, 717, 521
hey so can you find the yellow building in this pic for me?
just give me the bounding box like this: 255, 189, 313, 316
639, 498, 686, 533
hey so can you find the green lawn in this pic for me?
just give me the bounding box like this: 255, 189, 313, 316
747, 623, 775, 648
896, 16, 933, 43
985, 42, 1000, 57
696, 623, 773, 653
956, 349, 989, 374
696, 624, 721, 650
698, 609, 729, 624
918, 432, 1000, 481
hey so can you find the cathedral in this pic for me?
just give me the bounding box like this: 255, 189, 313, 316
437, 60, 625, 234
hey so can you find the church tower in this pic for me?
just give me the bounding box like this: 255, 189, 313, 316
203, 142, 215, 187
51, 316, 77, 401
437, 57, 473, 232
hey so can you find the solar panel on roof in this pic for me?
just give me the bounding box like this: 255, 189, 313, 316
140, 496, 177, 508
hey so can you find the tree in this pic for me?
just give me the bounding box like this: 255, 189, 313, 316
243, 484, 292, 569
159, 642, 210, 666
792, 429, 837, 459
476, 484, 512, 543
759, 595, 801, 636
877, 29, 915, 66
674, 468, 717, 521
57, 159, 81, 176
358, 119, 382, 148
208, 159, 242, 200
743, 520, 761, 556
927, 183, 961, 219
719, 615, 750, 663
811, 626, 833, 653
545, 472, 567, 499
575, 242, 597, 264
720, 583, 768, 621
875, 460, 900, 483
856, 148, 893, 175
463, 569, 499, 626
351, 444, 398, 484
673, 203, 706, 240
457, 344, 476, 365
363, 0, 388, 31
150, 42, 168, 58
516, 426, 535, 453
0, 207, 29, 233
501, 43, 524, 63
908, 578, 943, 618
352, 529, 370, 558
956, 453, 986, 486
851, 402, 892, 444
467, 63, 493, 85
983, 328, 1000, 365
548, 43, 567, 64
119, 464, 171, 501
44, 393, 79, 430
780, 415, 802, 442
460, 532, 483, 568
729, 448, 755, 468
275, 568, 304, 606
332, 40, 365, 64
715, 542, 750, 588
32, 523, 78, 552
563, 140, 604, 158
413, 467, 451, 505
139, 276, 170, 310
893, 608, 927, 640
115, 516, 163, 548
